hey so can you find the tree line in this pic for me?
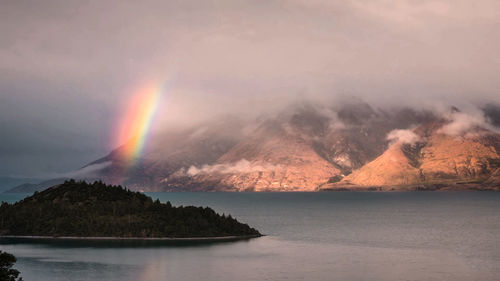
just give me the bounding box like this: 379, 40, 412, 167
0, 180, 260, 238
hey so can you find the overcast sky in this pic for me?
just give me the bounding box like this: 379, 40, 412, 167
1, 0, 500, 177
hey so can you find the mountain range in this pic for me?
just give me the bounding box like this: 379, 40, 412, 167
7, 100, 500, 192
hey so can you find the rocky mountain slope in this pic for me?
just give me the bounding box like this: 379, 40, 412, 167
9, 101, 500, 192
322, 118, 500, 190
164, 113, 342, 191
157, 102, 434, 191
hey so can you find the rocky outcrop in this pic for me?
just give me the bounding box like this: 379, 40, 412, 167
484, 168, 500, 186
419, 134, 498, 182
328, 142, 422, 187
322, 120, 500, 190
171, 126, 341, 191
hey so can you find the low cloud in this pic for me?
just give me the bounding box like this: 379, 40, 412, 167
184, 159, 277, 176
318, 106, 346, 132
46, 161, 112, 179
438, 111, 500, 136
387, 129, 421, 145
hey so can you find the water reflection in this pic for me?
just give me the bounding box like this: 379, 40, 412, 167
0, 237, 258, 249
1, 192, 499, 281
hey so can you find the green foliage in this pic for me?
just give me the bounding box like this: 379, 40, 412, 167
0, 180, 260, 238
0, 251, 22, 281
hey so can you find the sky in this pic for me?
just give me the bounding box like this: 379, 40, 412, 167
1, 0, 500, 177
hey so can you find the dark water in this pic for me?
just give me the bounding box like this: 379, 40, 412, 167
1, 192, 500, 281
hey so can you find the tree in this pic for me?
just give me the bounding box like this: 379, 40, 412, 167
0, 251, 23, 281
0, 180, 261, 238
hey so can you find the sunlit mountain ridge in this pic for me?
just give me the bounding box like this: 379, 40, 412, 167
8, 100, 500, 192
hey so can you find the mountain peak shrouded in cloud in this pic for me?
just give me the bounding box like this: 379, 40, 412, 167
1, 0, 500, 177
6, 98, 500, 192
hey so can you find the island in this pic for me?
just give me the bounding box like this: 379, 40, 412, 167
0, 180, 261, 240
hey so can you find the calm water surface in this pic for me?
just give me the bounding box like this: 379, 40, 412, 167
1, 192, 499, 281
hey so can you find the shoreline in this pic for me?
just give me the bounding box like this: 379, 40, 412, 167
319, 183, 500, 192
0, 234, 263, 241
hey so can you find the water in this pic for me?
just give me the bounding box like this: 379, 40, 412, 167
1, 192, 500, 281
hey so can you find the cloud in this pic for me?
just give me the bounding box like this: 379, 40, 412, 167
2, 0, 500, 176
46, 161, 112, 179
184, 159, 277, 176
317, 106, 346, 132
437, 109, 500, 136
387, 129, 421, 145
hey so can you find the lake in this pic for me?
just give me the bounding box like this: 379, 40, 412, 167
1, 192, 500, 281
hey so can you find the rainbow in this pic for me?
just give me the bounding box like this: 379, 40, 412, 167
114, 83, 163, 168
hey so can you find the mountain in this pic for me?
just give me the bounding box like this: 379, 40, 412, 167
0, 177, 40, 193
88, 116, 249, 190
484, 104, 500, 127
164, 111, 342, 191
14, 101, 500, 192
160, 102, 433, 191
5, 178, 67, 193
96, 101, 436, 191
322, 118, 500, 191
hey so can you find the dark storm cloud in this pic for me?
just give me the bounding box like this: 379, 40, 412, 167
1, 0, 499, 176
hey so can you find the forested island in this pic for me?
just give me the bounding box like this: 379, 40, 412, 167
0, 180, 261, 239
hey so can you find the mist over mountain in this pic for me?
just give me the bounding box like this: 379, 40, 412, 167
2, 0, 500, 178
11, 98, 499, 192
102, 100, 500, 191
